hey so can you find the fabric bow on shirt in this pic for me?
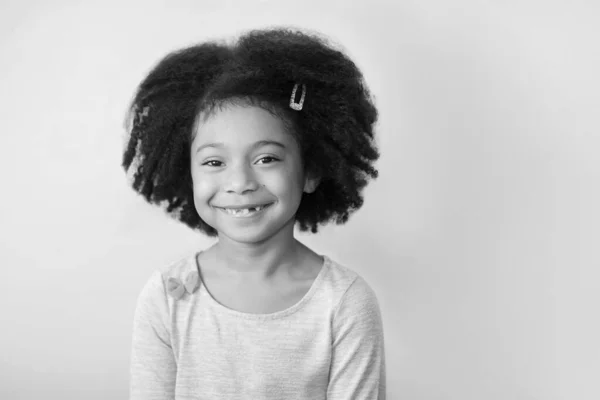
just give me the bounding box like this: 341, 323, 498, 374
167, 271, 200, 300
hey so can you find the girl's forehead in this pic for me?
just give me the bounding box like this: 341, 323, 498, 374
193, 105, 294, 146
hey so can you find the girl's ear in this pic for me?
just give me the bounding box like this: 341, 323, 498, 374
303, 170, 321, 194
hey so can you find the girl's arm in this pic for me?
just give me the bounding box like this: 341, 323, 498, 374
327, 276, 387, 399
129, 271, 177, 400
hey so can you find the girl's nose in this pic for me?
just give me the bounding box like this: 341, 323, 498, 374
224, 163, 260, 194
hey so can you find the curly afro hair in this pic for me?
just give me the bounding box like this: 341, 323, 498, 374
122, 27, 379, 237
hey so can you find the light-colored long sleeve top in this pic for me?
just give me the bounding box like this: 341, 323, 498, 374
129, 252, 386, 399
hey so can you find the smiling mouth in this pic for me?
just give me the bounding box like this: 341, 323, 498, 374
218, 203, 274, 217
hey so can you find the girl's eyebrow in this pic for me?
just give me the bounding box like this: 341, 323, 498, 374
195, 140, 286, 154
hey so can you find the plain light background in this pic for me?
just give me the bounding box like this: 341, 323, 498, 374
1, 0, 598, 399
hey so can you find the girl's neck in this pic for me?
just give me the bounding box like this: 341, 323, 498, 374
209, 228, 305, 284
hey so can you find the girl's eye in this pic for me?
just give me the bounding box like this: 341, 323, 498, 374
201, 157, 279, 167
202, 160, 223, 167
257, 156, 279, 164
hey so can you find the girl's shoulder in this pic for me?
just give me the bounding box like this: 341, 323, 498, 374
157, 252, 197, 279
324, 255, 379, 300
324, 256, 384, 328
323, 255, 360, 284
154, 252, 202, 300
134, 252, 200, 305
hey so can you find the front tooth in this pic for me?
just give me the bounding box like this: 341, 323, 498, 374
224, 205, 268, 215
228, 208, 250, 215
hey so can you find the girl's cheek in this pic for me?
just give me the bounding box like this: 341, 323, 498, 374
190, 170, 212, 191
195, 178, 216, 194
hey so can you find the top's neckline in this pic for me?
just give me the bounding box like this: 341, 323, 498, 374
193, 251, 329, 320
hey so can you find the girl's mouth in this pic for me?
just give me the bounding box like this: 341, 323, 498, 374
218, 203, 274, 218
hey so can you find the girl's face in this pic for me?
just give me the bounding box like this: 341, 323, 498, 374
190, 104, 319, 244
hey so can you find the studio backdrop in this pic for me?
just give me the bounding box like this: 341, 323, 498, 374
0, 1, 598, 399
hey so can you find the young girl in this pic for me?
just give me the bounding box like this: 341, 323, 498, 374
124, 27, 386, 399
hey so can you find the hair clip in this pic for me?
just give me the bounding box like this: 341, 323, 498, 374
166, 271, 200, 300
289, 83, 306, 111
